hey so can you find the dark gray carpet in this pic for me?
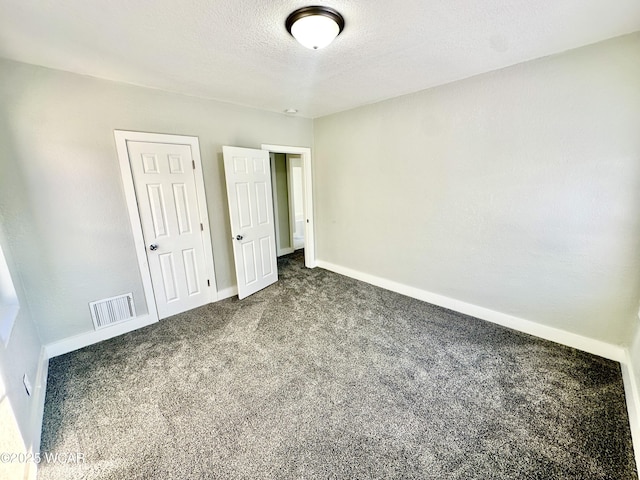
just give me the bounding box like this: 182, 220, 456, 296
39, 251, 637, 479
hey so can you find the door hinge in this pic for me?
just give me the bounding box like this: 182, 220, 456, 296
200, 223, 204, 231
207, 279, 210, 287
192, 160, 196, 170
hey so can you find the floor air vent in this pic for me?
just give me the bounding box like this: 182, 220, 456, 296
89, 293, 136, 330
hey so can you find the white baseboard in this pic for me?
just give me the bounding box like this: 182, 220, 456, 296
30, 347, 48, 451
45, 314, 158, 358
316, 260, 625, 362
316, 259, 637, 466
621, 350, 640, 471
46, 287, 242, 358
23, 262, 640, 475
23, 346, 49, 480
217, 286, 238, 301
277, 248, 295, 257
44, 286, 242, 359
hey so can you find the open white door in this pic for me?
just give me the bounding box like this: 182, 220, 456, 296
223, 146, 278, 299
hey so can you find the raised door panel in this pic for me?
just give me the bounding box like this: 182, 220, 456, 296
182, 248, 200, 296
173, 184, 192, 235
158, 252, 179, 303
146, 184, 170, 238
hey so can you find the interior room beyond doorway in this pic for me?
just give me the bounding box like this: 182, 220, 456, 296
270, 152, 305, 257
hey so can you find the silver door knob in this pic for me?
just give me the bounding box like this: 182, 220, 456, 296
149, 244, 158, 251
235, 235, 243, 241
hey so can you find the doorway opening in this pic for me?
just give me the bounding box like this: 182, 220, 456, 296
262, 144, 316, 269
222, 144, 314, 300
270, 153, 305, 257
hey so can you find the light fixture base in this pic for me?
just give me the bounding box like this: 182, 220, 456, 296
286, 6, 345, 50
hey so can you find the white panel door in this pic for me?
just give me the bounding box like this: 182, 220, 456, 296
127, 141, 211, 318
223, 146, 278, 299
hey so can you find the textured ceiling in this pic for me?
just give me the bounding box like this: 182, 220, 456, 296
0, 0, 639, 118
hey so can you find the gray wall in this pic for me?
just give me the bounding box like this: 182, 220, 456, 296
313, 33, 640, 346
0, 58, 312, 344
0, 170, 44, 453
0, 260, 43, 456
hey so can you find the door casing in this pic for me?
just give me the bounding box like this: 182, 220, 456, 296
287, 155, 305, 250
115, 130, 218, 323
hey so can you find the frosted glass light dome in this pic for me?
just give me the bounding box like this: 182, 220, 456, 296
286, 6, 345, 50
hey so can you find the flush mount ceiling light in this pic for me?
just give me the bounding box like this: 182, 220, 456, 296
286, 6, 345, 50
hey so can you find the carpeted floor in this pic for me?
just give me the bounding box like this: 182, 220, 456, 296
39, 251, 637, 479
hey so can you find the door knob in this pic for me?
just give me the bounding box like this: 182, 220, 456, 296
149, 244, 158, 251
235, 235, 243, 241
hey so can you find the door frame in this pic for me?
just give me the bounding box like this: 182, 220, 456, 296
286, 155, 303, 250
261, 144, 316, 268
114, 130, 218, 323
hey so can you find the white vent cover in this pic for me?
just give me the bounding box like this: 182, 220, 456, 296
89, 293, 136, 330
